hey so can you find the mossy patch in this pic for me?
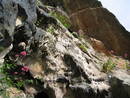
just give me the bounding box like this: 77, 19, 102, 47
102, 58, 116, 73
46, 26, 55, 34
50, 11, 71, 29
78, 44, 88, 53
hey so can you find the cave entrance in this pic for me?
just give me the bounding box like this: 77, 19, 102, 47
35, 91, 49, 98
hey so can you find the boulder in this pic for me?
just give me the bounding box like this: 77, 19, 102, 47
109, 70, 130, 98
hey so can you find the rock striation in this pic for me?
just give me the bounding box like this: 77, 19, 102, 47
62, 0, 130, 58
0, 0, 130, 98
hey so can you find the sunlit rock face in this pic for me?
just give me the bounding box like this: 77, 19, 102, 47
63, 0, 130, 58
0, 0, 130, 98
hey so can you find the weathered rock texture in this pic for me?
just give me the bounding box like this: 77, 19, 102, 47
62, 0, 130, 58
0, 0, 37, 44
0, 0, 130, 98
0, 0, 37, 63
109, 70, 130, 98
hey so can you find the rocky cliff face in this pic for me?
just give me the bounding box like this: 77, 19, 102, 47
0, 0, 37, 64
62, 0, 130, 59
0, 0, 130, 98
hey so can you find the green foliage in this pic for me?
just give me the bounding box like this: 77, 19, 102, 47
47, 26, 55, 34
0, 63, 15, 73
36, 0, 43, 6
0, 49, 43, 92
50, 11, 71, 28
0, 63, 23, 89
78, 44, 88, 53
126, 61, 130, 70
102, 58, 116, 72
0, 61, 41, 90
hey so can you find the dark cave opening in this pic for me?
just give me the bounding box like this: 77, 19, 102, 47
35, 91, 49, 98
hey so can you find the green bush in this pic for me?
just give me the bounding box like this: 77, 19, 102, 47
0, 62, 32, 89
102, 58, 116, 73
50, 11, 71, 29
78, 44, 88, 53
0, 51, 42, 90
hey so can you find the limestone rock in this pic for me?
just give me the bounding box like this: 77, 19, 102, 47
6, 87, 26, 98
0, 44, 13, 65
0, 0, 130, 98
109, 70, 130, 98
23, 11, 110, 97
